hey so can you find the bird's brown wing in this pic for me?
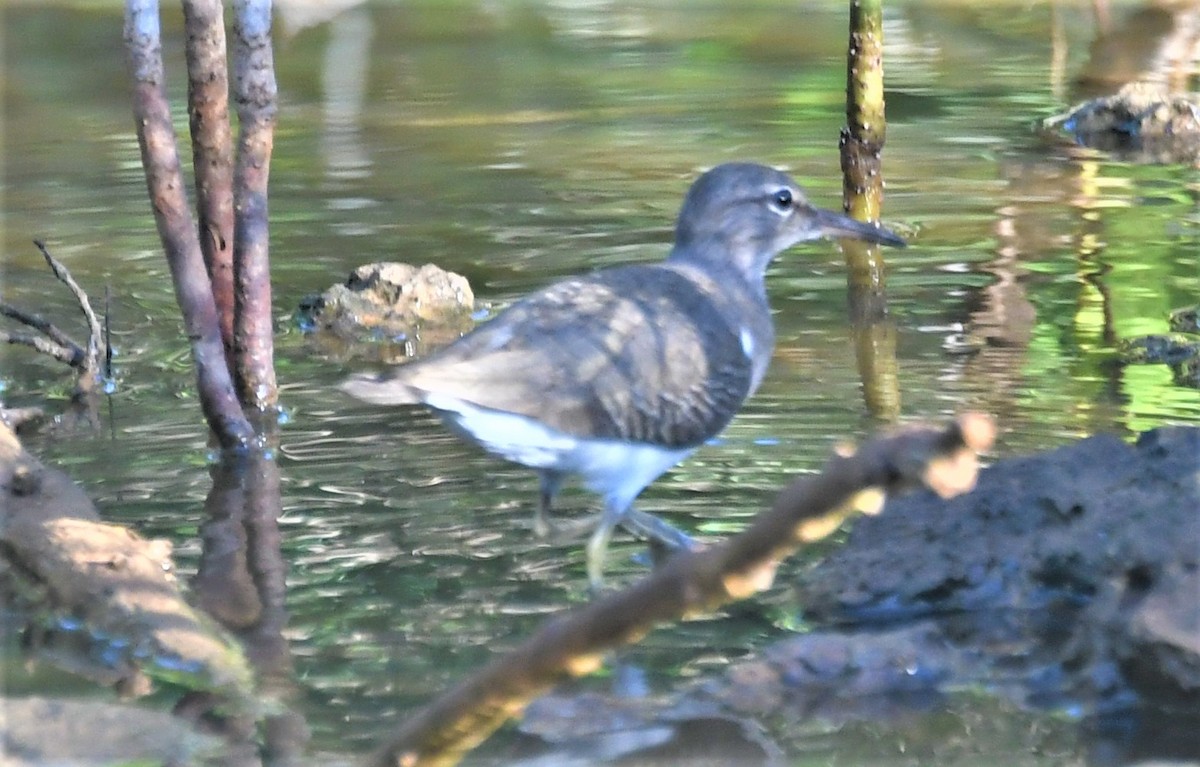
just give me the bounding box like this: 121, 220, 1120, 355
343, 265, 755, 449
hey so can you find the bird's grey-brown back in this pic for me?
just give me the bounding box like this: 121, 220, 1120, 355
342, 262, 760, 449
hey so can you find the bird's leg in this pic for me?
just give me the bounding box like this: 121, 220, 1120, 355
534, 470, 565, 538
533, 490, 552, 538
585, 502, 627, 595
586, 505, 701, 594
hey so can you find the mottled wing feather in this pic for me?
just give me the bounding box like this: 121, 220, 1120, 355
349, 265, 755, 448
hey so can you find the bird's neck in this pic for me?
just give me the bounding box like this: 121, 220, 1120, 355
666, 242, 771, 298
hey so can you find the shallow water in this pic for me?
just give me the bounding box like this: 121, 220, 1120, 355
3, 1, 1199, 763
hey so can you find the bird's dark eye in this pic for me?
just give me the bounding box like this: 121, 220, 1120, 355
771, 189, 793, 210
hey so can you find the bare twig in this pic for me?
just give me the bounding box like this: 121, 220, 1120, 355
1, 331, 82, 367
841, 0, 889, 223
370, 413, 996, 767
104, 285, 114, 381
841, 0, 899, 421
2, 245, 105, 399
33, 240, 103, 389
0, 302, 85, 366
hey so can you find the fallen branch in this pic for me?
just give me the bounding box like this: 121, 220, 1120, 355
0, 418, 256, 701
370, 413, 996, 767
0, 406, 44, 430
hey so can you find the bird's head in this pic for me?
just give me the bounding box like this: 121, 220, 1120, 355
671, 162, 905, 281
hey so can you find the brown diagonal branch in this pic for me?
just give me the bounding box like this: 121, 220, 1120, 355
124, 0, 254, 449
370, 413, 996, 767
183, 0, 237, 368
230, 0, 278, 410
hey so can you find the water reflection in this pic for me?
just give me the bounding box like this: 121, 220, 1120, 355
1072, 1, 1200, 96
190, 447, 309, 763
318, 7, 374, 188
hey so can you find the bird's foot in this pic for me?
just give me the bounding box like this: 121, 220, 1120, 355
530, 512, 603, 542
621, 508, 702, 552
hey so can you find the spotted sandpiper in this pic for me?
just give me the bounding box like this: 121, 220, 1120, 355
342, 162, 905, 591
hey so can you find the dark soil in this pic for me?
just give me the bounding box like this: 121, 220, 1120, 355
699, 425, 1200, 763
795, 425, 1199, 709
520, 426, 1200, 765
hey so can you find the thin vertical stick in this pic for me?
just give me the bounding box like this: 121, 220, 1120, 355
104, 285, 114, 381
842, 0, 888, 228
124, 0, 254, 448
230, 0, 279, 410
183, 0, 237, 369
842, 0, 900, 421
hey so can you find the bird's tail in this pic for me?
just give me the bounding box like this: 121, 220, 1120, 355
340, 371, 423, 405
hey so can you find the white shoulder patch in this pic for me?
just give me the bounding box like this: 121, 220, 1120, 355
740, 327, 755, 359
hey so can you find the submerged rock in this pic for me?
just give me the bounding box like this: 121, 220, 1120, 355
1169, 304, 1199, 334
299, 262, 476, 362
1045, 82, 1200, 164
1119, 333, 1200, 365
1, 696, 221, 766
1119, 303, 1200, 388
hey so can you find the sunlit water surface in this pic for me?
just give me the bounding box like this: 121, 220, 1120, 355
3, 1, 1199, 762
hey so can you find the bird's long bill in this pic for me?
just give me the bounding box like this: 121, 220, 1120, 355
811, 206, 906, 248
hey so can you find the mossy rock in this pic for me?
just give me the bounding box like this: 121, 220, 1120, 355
298, 262, 478, 362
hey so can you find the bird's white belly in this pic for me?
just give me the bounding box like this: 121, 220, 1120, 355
427, 393, 694, 507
